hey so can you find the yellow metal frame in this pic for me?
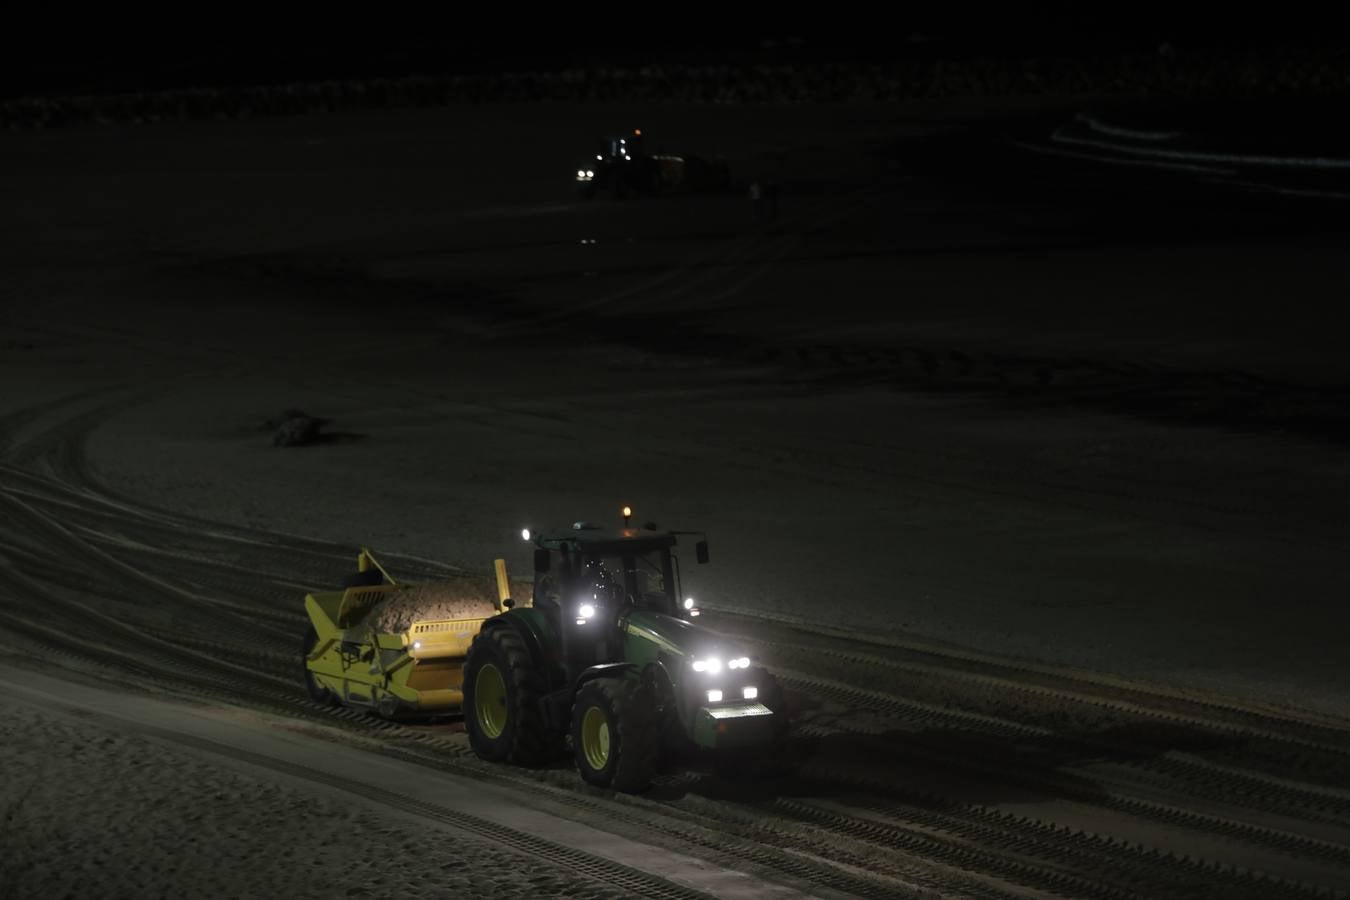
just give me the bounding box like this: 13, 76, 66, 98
302, 549, 510, 716
357, 547, 398, 585
580, 704, 611, 771
494, 558, 511, 608
474, 662, 508, 738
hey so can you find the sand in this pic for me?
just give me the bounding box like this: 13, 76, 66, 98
368, 580, 501, 633
0, 696, 631, 900
5, 98, 1350, 900
2, 100, 1348, 717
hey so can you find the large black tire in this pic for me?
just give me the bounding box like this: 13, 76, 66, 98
463, 626, 561, 765
301, 624, 337, 705
571, 677, 659, 793
643, 665, 689, 766
341, 569, 384, 588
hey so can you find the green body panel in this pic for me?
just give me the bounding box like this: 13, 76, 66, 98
622, 611, 686, 669
620, 609, 780, 748
622, 608, 722, 664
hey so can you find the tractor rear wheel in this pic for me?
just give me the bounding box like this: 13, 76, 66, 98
301, 624, 336, 705
464, 626, 561, 765
571, 677, 659, 793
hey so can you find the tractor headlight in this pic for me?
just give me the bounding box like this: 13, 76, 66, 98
691, 656, 721, 674
578, 603, 596, 619
706, 689, 722, 703
412, 640, 423, 651
683, 597, 695, 610
742, 686, 757, 700
728, 657, 750, 670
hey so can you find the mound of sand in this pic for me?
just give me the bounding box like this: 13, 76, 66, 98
367, 579, 499, 633
270, 409, 331, 447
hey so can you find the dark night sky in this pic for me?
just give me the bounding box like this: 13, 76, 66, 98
4, 10, 1343, 99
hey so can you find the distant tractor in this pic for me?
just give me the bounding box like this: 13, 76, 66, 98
464, 510, 783, 792
576, 129, 732, 200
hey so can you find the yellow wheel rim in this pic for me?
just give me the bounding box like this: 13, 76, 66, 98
475, 663, 507, 739
581, 705, 611, 771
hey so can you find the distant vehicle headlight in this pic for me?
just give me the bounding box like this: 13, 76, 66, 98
578, 603, 596, 619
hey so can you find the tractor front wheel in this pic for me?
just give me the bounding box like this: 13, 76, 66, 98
571, 677, 658, 793
464, 627, 561, 765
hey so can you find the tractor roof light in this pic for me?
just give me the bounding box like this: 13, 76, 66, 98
521, 528, 531, 541
692, 657, 721, 674
579, 603, 596, 619
683, 597, 694, 610
728, 657, 750, 670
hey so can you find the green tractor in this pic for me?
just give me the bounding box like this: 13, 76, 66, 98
463, 512, 783, 792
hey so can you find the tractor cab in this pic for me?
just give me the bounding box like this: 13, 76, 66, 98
602, 129, 644, 162
576, 129, 654, 197
531, 523, 698, 677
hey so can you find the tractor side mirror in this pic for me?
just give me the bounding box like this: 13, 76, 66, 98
695, 541, 709, 564
534, 548, 551, 573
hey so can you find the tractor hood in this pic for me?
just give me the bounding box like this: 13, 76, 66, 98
622, 609, 751, 666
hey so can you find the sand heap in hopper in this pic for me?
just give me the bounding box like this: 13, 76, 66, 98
368, 579, 500, 633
